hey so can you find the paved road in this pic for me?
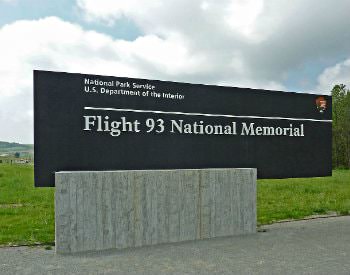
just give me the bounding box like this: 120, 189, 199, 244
1, 216, 349, 275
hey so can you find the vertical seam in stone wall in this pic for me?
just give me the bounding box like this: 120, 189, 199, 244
68, 176, 72, 253
112, 173, 117, 249
198, 170, 202, 239
133, 172, 137, 247
94, 173, 97, 250
54, 177, 57, 251
101, 176, 105, 249
74, 175, 77, 252
178, 172, 181, 240
165, 173, 170, 243
82, 175, 85, 250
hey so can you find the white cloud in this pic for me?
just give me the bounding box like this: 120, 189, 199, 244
77, 0, 350, 84
316, 59, 350, 94
2, 0, 350, 142
76, 0, 161, 26
0, 16, 285, 144
0, 17, 208, 143
225, 0, 264, 38
3, 16, 262, 143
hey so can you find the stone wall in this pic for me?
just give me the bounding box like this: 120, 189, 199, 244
55, 168, 256, 253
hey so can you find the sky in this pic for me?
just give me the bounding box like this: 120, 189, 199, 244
1, 0, 350, 144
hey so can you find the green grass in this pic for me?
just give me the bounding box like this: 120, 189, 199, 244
0, 164, 54, 246
0, 164, 349, 245
258, 170, 350, 224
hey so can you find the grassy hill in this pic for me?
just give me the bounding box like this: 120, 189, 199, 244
0, 141, 33, 158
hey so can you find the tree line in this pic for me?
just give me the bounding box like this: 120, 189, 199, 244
332, 84, 350, 169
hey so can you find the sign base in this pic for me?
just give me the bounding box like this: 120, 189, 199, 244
55, 168, 256, 254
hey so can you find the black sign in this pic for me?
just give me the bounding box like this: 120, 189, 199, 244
34, 70, 332, 187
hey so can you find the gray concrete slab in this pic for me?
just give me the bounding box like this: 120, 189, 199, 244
55, 168, 256, 253
1, 216, 350, 275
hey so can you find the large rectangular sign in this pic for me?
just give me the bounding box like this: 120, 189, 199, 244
34, 70, 332, 187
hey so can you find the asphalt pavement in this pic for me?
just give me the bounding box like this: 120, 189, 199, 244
1, 216, 349, 275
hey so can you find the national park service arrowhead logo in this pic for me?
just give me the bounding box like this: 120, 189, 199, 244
316, 96, 327, 113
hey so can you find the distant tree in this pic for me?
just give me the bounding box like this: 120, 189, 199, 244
14, 152, 20, 158
332, 84, 350, 168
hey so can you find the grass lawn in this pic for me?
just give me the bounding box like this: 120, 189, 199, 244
0, 164, 54, 246
0, 163, 349, 246
258, 170, 350, 224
